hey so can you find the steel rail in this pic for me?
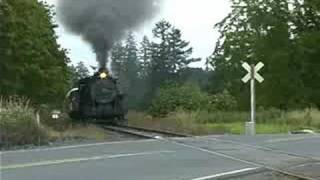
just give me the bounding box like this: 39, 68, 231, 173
102, 124, 318, 179
102, 125, 190, 139
171, 139, 318, 180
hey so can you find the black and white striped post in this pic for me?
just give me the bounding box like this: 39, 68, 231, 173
242, 62, 264, 135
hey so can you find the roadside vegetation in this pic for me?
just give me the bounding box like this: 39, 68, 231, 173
0, 97, 48, 148
130, 83, 320, 135
0, 97, 114, 149
129, 109, 320, 135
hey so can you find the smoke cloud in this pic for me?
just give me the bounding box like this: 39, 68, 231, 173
57, 0, 160, 68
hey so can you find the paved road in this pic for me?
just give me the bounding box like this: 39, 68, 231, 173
1, 134, 320, 180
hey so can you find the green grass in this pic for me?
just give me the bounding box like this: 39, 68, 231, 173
128, 109, 320, 135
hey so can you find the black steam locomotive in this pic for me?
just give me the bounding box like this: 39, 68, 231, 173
66, 68, 127, 124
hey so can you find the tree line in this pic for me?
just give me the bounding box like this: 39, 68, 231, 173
0, 0, 204, 109
1, 0, 320, 112
108, 20, 204, 109
208, 0, 320, 110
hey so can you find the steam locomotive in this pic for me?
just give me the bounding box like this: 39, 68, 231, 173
66, 68, 128, 124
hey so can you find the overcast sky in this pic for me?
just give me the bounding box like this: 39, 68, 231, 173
44, 0, 231, 68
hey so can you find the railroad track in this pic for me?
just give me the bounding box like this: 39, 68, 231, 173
175, 140, 319, 180
173, 138, 320, 180
102, 125, 191, 139
101, 124, 318, 180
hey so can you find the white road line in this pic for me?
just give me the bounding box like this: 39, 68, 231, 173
0, 150, 175, 171
266, 136, 320, 143
0, 139, 156, 155
191, 167, 259, 180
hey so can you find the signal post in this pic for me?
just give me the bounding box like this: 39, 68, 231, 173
242, 62, 264, 135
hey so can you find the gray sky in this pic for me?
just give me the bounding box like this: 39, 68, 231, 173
45, 0, 231, 68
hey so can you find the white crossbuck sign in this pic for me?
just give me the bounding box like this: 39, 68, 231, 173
242, 62, 264, 83
242, 62, 264, 135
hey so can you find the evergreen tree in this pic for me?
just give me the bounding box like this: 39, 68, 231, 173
123, 32, 140, 108
75, 61, 90, 80
111, 42, 126, 78
168, 28, 199, 73
109, 22, 201, 109
69, 61, 90, 86
110, 33, 142, 109
138, 36, 152, 79
124, 32, 140, 84
150, 20, 200, 90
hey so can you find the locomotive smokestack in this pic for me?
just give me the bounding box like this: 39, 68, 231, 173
57, 0, 161, 69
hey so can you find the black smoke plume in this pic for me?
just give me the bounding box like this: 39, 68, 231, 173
57, 0, 160, 68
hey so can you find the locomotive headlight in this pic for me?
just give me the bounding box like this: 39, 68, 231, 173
100, 72, 108, 79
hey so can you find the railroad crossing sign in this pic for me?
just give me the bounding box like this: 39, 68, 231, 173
242, 62, 264, 136
242, 62, 264, 83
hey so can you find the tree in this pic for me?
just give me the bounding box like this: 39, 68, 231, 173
123, 32, 141, 108
208, 0, 320, 109
0, 1, 11, 92
291, 0, 320, 107
74, 62, 90, 80
110, 21, 201, 109
124, 32, 140, 84
138, 36, 152, 79
111, 33, 140, 79
149, 20, 200, 92
0, 0, 70, 105
69, 61, 90, 86
178, 67, 210, 90
110, 33, 142, 109
111, 42, 126, 78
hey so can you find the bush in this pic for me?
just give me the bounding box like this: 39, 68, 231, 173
149, 83, 238, 117
0, 97, 48, 148
206, 90, 238, 111
149, 84, 208, 117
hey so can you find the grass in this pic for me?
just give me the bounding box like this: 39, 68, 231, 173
0, 97, 48, 148
0, 96, 111, 149
47, 124, 109, 142
128, 109, 320, 135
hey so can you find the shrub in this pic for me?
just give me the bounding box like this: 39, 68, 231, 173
0, 97, 48, 148
149, 84, 208, 117
149, 83, 238, 117
206, 90, 238, 111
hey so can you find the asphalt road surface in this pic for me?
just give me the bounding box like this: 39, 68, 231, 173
1, 134, 320, 180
